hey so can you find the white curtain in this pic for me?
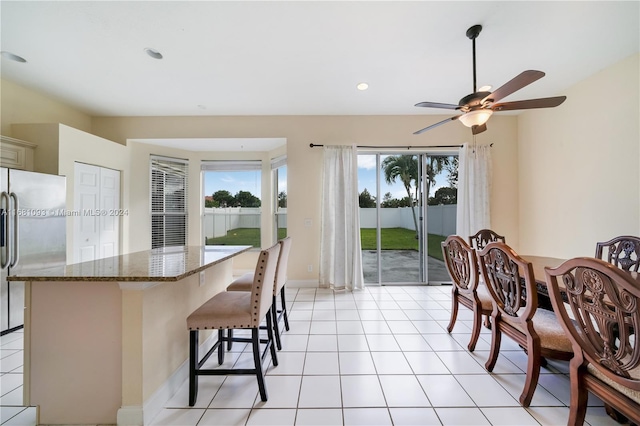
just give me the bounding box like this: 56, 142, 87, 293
319, 145, 364, 291
456, 143, 493, 240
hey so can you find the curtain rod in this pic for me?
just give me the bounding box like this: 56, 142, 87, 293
309, 143, 492, 149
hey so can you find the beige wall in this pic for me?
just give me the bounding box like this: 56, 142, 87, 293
11, 123, 130, 258
1, 78, 92, 136
92, 114, 519, 281
518, 53, 640, 258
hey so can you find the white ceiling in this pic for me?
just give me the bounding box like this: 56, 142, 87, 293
1, 1, 638, 120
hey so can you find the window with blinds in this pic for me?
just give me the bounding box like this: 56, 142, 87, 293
150, 155, 188, 249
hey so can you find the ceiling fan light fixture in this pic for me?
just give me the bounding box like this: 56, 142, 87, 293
459, 109, 493, 127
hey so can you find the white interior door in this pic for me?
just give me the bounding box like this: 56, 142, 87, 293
73, 163, 120, 262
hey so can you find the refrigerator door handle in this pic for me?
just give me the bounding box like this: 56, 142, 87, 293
9, 192, 19, 268
0, 191, 8, 270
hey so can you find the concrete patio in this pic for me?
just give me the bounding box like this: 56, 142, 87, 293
362, 250, 450, 285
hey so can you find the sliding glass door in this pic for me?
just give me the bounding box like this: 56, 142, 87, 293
358, 151, 458, 285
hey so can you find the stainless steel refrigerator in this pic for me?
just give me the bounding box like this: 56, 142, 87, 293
1, 168, 66, 335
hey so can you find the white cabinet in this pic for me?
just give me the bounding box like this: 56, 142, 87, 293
0, 135, 37, 170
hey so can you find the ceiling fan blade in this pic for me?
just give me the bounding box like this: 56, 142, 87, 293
471, 123, 487, 135
414, 101, 459, 110
413, 116, 460, 135
491, 96, 567, 111
483, 70, 545, 104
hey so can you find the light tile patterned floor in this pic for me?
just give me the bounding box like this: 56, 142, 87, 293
151, 285, 620, 426
0, 285, 625, 425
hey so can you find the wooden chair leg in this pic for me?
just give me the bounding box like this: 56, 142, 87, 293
280, 288, 290, 331
252, 327, 268, 402
569, 362, 589, 426
468, 304, 482, 352
188, 330, 198, 407
483, 315, 491, 329
272, 296, 282, 351
519, 338, 541, 407
446, 291, 459, 333
485, 314, 501, 372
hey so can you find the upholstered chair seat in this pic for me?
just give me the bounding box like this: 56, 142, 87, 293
460, 283, 493, 311
587, 364, 640, 403
501, 308, 573, 353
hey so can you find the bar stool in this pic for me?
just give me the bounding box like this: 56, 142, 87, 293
186, 242, 280, 405
227, 237, 292, 350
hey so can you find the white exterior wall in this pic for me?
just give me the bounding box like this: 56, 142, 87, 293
359, 205, 456, 236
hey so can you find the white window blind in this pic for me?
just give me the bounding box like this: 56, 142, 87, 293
270, 155, 287, 170
150, 155, 189, 249
201, 160, 262, 171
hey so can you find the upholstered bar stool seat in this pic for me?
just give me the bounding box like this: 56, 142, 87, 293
187, 243, 280, 406
187, 292, 253, 330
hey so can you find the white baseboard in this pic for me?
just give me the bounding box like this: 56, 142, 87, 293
123, 333, 217, 425
287, 279, 319, 288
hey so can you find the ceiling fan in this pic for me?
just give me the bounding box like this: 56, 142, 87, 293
414, 24, 567, 135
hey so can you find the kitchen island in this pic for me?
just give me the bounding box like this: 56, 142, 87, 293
7, 245, 251, 425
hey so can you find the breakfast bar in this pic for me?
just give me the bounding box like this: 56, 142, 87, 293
7, 245, 251, 425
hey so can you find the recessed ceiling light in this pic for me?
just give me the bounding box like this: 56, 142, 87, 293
479, 85, 492, 92
356, 82, 369, 91
144, 48, 163, 60
1, 51, 27, 63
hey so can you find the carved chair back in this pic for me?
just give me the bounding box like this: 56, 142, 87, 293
477, 242, 537, 327
595, 235, 640, 272
469, 229, 506, 251
546, 257, 640, 390
442, 235, 480, 296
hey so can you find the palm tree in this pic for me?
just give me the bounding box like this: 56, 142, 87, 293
382, 155, 419, 236
381, 155, 452, 239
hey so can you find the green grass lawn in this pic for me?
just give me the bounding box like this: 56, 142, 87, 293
207, 227, 447, 261
360, 228, 446, 261
206, 228, 287, 247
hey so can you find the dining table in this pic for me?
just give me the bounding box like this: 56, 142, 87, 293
520, 255, 640, 310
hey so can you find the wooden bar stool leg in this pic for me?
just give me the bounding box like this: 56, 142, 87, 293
265, 309, 278, 367
188, 330, 199, 407
217, 329, 225, 365
272, 296, 282, 350
227, 329, 233, 351
280, 288, 290, 331
252, 327, 268, 401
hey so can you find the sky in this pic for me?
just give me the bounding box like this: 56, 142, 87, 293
203, 157, 451, 202
203, 168, 287, 199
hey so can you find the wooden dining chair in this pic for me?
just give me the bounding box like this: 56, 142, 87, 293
441, 235, 493, 352
545, 257, 640, 426
595, 235, 640, 272
469, 229, 506, 251
477, 242, 574, 406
